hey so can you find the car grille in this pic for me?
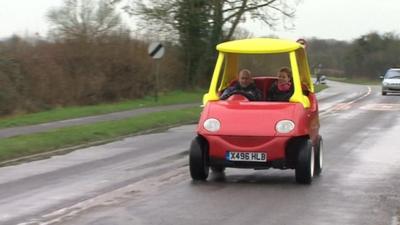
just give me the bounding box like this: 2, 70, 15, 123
221, 136, 273, 147
386, 83, 400, 90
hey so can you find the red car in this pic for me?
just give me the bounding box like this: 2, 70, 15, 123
189, 38, 322, 184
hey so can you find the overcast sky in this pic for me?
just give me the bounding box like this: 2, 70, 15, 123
0, 0, 399, 41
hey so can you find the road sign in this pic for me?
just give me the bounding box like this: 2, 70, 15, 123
148, 42, 165, 59
148, 42, 164, 102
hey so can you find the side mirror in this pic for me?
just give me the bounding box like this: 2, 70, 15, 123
380, 75, 384, 79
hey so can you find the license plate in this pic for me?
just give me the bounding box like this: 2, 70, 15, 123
226, 151, 267, 162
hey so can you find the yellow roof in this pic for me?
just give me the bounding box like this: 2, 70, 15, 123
216, 38, 301, 54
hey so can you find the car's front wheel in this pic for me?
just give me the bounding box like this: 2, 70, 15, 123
295, 139, 314, 184
382, 91, 387, 95
189, 136, 209, 180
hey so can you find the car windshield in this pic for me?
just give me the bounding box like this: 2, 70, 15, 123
385, 70, 400, 78
238, 53, 290, 75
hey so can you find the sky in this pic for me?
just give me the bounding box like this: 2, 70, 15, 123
0, 0, 399, 41
256, 0, 400, 41
0, 0, 64, 38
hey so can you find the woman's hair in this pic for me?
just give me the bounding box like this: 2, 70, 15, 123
279, 67, 292, 78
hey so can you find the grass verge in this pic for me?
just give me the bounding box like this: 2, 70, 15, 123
0, 107, 201, 163
314, 84, 328, 92
328, 76, 381, 85
0, 90, 204, 129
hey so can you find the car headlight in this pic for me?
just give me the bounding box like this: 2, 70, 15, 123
203, 118, 221, 132
276, 120, 295, 133
383, 81, 388, 86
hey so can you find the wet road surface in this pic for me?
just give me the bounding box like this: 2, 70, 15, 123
1, 82, 400, 225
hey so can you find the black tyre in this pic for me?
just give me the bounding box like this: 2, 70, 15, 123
189, 136, 209, 180
314, 136, 323, 176
295, 139, 314, 184
211, 166, 225, 173
382, 91, 387, 96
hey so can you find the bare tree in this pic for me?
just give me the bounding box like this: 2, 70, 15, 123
220, 0, 297, 40
116, 0, 297, 40
47, 0, 122, 41
113, 0, 299, 86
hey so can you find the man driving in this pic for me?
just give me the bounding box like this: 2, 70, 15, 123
220, 69, 262, 101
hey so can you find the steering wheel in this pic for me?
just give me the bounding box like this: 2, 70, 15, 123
220, 90, 256, 101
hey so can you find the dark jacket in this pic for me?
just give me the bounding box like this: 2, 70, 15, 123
266, 81, 294, 102
220, 83, 262, 101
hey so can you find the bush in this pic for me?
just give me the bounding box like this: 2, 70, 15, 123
0, 34, 185, 116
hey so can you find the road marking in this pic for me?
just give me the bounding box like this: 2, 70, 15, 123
342, 86, 372, 106
360, 103, 400, 111
391, 208, 400, 225
320, 86, 372, 117
331, 103, 352, 111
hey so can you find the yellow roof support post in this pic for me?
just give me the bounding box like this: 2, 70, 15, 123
219, 53, 238, 92
295, 48, 314, 93
301, 48, 314, 93
203, 52, 225, 105
289, 51, 310, 108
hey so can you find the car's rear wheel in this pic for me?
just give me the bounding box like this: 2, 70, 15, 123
189, 136, 209, 180
314, 136, 323, 176
295, 139, 314, 184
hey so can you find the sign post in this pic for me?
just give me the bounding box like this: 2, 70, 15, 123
148, 42, 165, 102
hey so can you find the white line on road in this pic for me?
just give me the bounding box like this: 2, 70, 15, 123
320, 86, 372, 117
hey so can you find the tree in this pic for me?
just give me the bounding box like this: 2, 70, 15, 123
306, 38, 350, 76
114, 0, 299, 86
47, 0, 122, 42
344, 32, 400, 78
175, 0, 212, 86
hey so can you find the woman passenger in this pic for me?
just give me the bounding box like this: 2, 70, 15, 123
267, 67, 294, 102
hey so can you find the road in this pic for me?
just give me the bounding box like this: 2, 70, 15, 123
1, 81, 400, 225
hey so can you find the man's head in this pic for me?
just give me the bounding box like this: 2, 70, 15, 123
238, 69, 252, 88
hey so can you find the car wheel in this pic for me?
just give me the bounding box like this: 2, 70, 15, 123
295, 139, 314, 184
211, 166, 225, 173
314, 136, 323, 176
189, 136, 209, 180
382, 91, 387, 95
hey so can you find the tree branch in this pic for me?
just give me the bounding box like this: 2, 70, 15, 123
225, 0, 248, 40
222, 0, 276, 24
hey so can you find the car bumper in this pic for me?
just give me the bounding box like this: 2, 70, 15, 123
210, 157, 288, 169
382, 85, 400, 92
205, 135, 290, 163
